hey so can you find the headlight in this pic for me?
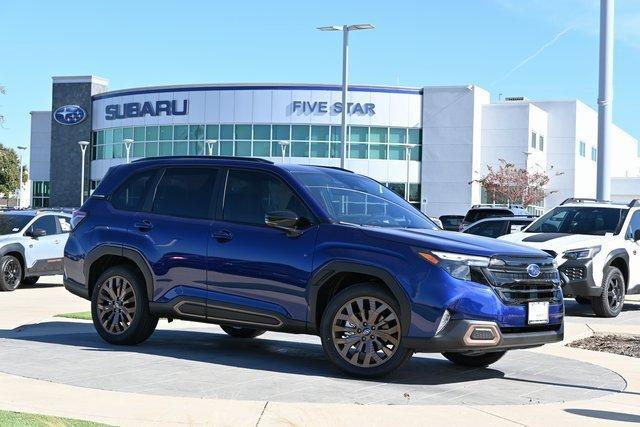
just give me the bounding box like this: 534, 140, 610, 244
418, 250, 490, 281
562, 246, 601, 260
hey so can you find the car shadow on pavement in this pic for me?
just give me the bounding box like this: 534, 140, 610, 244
15, 282, 63, 290
564, 299, 640, 318
564, 409, 640, 423
0, 320, 506, 386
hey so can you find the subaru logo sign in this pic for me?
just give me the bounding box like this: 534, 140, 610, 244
527, 264, 541, 278
53, 105, 87, 125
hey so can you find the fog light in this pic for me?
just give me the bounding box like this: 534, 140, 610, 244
435, 310, 451, 335
470, 328, 495, 341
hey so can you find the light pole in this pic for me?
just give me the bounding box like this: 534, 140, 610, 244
205, 139, 217, 156
278, 140, 291, 164
123, 139, 134, 164
78, 140, 90, 206
402, 143, 417, 202
16, 146, 27, 208
318, 23, 374, 169
596, 0, 614, 201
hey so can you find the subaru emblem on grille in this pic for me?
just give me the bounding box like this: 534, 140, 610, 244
527, 264, 541, 278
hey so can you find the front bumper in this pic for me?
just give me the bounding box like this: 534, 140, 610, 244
405, 319, 564, 353
558, 259, 601, 297
63, 276, 90, 300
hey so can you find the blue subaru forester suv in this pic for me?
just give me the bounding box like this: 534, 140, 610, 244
64, 157, 563, 377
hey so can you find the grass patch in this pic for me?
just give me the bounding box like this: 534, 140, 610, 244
0, 409, 109, 426
55, 311, 92, 321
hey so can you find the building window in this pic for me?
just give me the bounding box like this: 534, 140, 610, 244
90, 124, 422, 162
539, 135, 544, 151
579, 141, 586, 157
384, 183, 421, 209
31, 181, 50, 208
531, 132, 537, 149
591, 147, 598, 162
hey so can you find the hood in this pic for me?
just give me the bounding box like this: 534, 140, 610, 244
500, 232, 605, 252
361, 227, 549, 258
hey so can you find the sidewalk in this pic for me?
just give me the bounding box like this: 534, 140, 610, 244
0, 278, 638, 426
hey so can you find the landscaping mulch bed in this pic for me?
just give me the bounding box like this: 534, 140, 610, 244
568, 334, 640, 358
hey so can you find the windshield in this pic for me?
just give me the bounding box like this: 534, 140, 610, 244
0, 214, 33, 235
293, 171, 438, 229
526, 206, 628, 235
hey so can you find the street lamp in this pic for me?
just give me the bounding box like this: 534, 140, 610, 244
278, 140, 291, 164
78, 140, 90, 206
318, 23, 374, 169
16, 146, 27, 208
123, 139, 134, 164
402, 143, 417, 202
205, 139, 217, 156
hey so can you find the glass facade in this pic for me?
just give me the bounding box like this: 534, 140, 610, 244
92, 124, 422, 161
32, 181, 50, 207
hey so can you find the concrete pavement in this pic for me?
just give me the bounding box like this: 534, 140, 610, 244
0, 276, 638, 426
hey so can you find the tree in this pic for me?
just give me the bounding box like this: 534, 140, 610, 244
0, 144, 20, 198
474, 159, 560, 206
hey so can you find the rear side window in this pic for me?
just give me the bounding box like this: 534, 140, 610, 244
464, 209, 512, 223
223, 169, 312, 226
57, 216, 71, 233
111, 170, 156, 211
151, 168, 218, 219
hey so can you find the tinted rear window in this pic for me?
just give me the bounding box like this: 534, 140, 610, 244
151, 168, 218, 219
464, 209, 512, 223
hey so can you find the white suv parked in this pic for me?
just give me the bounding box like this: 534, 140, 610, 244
0, 209, 72, 291
501, 198, 640, 317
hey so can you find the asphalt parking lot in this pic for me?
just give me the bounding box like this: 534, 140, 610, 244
0, 279, 638, 409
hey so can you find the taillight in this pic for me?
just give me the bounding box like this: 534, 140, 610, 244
71, 210, 87, 230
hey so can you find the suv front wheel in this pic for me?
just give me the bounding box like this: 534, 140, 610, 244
320, 283, 413, 377
91, 265, 158, 345
0, 255, 22, 291
591, 266, 625, 318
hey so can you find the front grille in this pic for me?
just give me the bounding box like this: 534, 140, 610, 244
542, 250, 558, 258
483, 256, 561, 305
561, 266, 586, 281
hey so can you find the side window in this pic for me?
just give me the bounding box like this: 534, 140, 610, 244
468, 220, 506, 238
57, 216, 71, 233
626, 211, 640, 239
111, 170, 156, 211
151, 168, 218, 219
509, 221, 531, 234
30, 215, 58, 236
223, 169, 312, 227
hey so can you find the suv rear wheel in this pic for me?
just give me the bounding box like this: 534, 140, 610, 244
442, 351, 506, 367
0, 255, 22, 291
591, 266, 625, 318
320, 283, 412, 377
220, 325, 266, 338
91, 265, 158, 345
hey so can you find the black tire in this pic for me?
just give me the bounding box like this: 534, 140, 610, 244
220, 325, 266, 338
91, 265, 158, 345
0, 255, 22, 291
21, 276, 39, 287
591, 266, 625, 318
574, 296, 591, 305
320, 283, 413, 378
442, 351, 507, 367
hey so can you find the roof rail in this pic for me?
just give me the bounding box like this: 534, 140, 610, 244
629, 199, 640, 208
470, 203, 524, 209
132, 156, 274, 164
311, 165, 353, 173
560, 198, 607, 205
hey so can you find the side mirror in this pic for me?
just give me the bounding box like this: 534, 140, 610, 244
265, 210, 299, 230
28, 228, 47, 239
634, 229, 640, 242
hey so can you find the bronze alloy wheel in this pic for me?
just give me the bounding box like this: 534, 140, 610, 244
331, 296, 401, 368
96, 275, 136, 335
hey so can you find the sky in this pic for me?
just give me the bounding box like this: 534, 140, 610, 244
1, 0, 639, 163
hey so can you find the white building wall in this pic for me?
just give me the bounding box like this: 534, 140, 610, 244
29, 111, 52, 182
421, 86, 488, 217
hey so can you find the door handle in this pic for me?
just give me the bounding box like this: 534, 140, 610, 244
134, 220, 153, 231
212, 229, 233, 242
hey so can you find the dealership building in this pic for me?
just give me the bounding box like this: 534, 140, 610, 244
29, 75, 640, 216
